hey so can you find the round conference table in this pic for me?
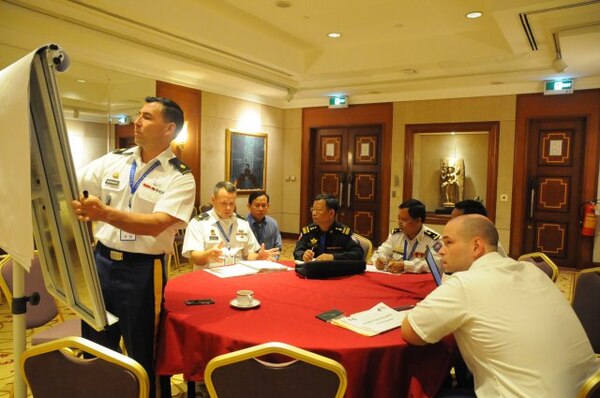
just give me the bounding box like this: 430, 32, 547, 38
155, 264, 455, 398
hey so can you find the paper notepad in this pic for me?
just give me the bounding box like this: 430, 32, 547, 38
204, 261, 289, 278
330, 302, 407, 336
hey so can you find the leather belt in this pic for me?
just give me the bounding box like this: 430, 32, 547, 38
96, 242, 164, 262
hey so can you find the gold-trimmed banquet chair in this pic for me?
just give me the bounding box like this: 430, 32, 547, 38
578, 366, 600, 398
20, 336, 149, 398
0, 253, 81, 345
571, 267, 600, 356
518, 252, 559, 282
204, 341, 347, 398
352, 233, 373, 261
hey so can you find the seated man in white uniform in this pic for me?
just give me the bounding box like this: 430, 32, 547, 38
401, 214, 598, 397
371, 199, 441, 273
182, 181, 280, 270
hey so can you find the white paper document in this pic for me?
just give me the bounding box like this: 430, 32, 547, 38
239, 260, 288, 271
204, 261, 289, 278
331, 302, 407, 336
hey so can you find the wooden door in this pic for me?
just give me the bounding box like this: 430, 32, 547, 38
312, 126, 382, 244
524, 118, 586, 267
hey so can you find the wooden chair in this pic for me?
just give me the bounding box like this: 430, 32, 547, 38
571, 267, 600, 355
20, 336, 148, 398
204, 342, 347, 398
517, 252, 559, 282
352, 233, 373, 261
578, 366, 600, 398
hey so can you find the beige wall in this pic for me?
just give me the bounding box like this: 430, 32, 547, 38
281, 109, 302, 234
66, 119, 112, 169
200, 92, 286, 227
391, 96, 517, 250
201, 94, 517, 247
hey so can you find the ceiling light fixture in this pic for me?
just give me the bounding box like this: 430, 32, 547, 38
76, 79, 87, 83
465, 11, 483, 19
327, 32, 342, 38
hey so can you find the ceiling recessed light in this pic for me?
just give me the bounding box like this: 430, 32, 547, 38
327, 32, 342, 39
76, 79, 87, 83
465, 11, 483, 19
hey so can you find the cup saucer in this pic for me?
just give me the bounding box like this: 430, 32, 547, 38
230, 298, 261, 309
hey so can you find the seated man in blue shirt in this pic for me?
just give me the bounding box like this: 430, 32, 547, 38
246, 191, 282, 260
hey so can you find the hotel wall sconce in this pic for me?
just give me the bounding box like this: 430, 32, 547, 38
175, 121, 189, 150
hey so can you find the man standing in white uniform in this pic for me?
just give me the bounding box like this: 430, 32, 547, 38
182, 181, 279, 269
72, 97, 196, 398
401, 214, 598, 397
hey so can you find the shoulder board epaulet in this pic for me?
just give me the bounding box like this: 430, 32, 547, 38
301, 224, 318, 234
334, 226, 352, 235
391, 227, 402, 234
235, 213, 245, 220
169, 157, 192, 175
112, 148, 129, 155
424, 229, 441, 240
194, 212, 210, 221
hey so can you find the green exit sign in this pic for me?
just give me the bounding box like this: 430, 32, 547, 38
544, 79, 574, 95
328, 96, 348, 108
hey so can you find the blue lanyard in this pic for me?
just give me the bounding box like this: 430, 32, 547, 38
403, 239, 419, 260
216, 222, 234, 248
129, 160, 161, 194
128, 160, 160, 207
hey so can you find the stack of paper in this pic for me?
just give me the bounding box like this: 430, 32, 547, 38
330, 302, 407, 336
204, 261, 289, 278
239, 260, 289, 271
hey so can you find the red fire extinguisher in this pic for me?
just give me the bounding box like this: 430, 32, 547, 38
581, 201, 597, 236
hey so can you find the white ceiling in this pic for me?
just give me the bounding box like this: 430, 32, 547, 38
1, 0, 599, 117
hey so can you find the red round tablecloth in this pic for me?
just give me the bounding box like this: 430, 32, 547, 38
156, 265, 455, 398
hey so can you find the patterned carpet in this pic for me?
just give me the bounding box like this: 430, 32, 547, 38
0, 241, 576, 397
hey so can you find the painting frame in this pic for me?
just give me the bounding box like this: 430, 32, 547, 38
226, 129, 268, 193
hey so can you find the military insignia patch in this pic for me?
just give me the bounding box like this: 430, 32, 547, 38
424, 229, 441, 239
104, 178, 119, 186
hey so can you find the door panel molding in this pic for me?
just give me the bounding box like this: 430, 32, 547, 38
301, 104, 393, 246
512, 90, 600, 268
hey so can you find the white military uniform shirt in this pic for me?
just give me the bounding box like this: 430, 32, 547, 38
77, 146, 196, 255
371, 225, 441, 273
408, 252, 598, 397
182, 209, 261, 269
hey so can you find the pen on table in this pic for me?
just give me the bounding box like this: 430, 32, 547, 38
393, 304, 415, 311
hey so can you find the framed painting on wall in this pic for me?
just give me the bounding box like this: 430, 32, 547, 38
226, 129, 267, 193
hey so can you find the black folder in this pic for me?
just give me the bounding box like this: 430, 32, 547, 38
295, 260, 366, 279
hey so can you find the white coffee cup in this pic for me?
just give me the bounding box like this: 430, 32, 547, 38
236, 289, 254, 306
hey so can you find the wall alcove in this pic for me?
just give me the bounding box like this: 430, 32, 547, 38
403, 121, 499, 225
